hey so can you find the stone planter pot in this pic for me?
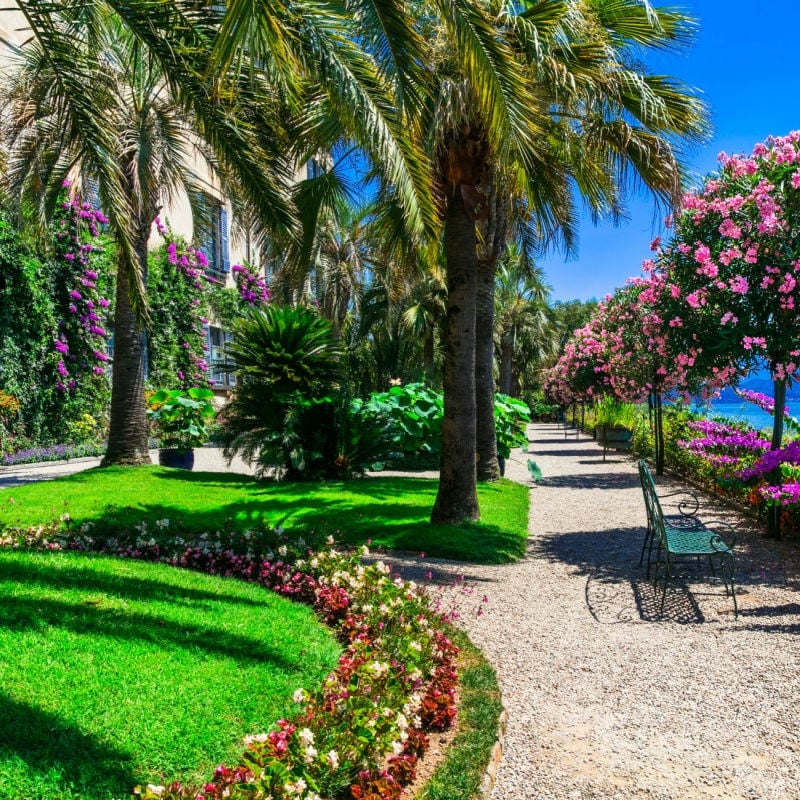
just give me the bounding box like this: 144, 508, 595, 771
596, 426, 633, 447
158, 448, 195, 470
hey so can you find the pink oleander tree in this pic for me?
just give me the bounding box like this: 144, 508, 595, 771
543, 318, 609, 410
656, 131, 800, 535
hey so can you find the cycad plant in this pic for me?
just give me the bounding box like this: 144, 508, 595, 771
220, 305, 391, 479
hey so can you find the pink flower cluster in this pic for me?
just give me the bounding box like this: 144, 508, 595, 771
53, 193, 111, 392
231, 264, 270, 306
657, 131, 800, 387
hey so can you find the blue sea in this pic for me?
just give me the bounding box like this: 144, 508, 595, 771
693, 401, 793, 431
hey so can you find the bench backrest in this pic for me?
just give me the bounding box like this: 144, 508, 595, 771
638, 459, 667, 541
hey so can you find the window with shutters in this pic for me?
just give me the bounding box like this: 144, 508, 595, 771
206, 325, 236, 388
196, 194, 230, 277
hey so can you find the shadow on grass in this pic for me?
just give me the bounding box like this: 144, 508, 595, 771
3, 471, 525, 564
0, 565, 305, 670
0, 693, 136, 799
0, 552, 267, 609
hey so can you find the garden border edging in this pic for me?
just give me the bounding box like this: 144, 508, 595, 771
479, 698, 508, 798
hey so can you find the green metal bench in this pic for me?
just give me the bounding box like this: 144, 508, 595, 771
638, 459, 738, 618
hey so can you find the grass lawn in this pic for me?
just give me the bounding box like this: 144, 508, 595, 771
0, 549, 341, 800
0, 467, 530, 563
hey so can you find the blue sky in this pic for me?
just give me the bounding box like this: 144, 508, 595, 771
542, 1, 800, 302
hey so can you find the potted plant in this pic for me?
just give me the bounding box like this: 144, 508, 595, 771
593, 397, 637, 448
147, 387, 216, 469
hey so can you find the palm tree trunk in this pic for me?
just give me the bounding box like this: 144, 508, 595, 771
498, 336, 513, 395
101, 239, 150, 466
431, 188, 479, 523
476, 255, 500, 481
423, 330, 436, 384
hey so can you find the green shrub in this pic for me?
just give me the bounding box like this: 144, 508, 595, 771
494, 394, 531, 458
355, 382, 444, 459
221, 306, 393, 479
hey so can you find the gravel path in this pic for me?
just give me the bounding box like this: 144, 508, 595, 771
383, 423, 800, 800
3, 428, 799, 798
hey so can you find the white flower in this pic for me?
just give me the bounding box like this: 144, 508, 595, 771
298, 727, 315, 746
326, 534, 335, 545
408, 640, 422, 651
303, 745, 318, 763
278, 544, 288, 557
368, 661, 389, 677
409, 669, 422, 683
155, 518, 170, 528
243, 733, 268, 745
391, 740, 404, 756
145, 786, 165, 797
360, 544, 370, 556
326, 749, 340, 769
293, 688, 307, 704
283, 778, 306, 796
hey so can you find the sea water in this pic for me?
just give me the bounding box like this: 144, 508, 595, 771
693, 401, 791, 432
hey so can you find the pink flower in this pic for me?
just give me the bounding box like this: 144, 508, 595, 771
729, 276, 749, 294
718, 218, 742, 239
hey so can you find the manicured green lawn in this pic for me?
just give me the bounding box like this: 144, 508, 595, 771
0, 549, 341, 800
0, 467, 530, 563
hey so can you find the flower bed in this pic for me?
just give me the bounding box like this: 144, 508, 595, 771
0, 441, 105, 467
0, 521, 461, 800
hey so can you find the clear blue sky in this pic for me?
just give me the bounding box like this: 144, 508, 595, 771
542, 1, 800, 302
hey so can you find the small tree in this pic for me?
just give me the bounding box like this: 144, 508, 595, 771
657, 131, 800, 535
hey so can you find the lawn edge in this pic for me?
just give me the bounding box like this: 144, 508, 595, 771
415, 627, 505, 800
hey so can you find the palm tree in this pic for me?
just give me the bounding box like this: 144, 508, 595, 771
494, 245, 556, 397
1, 12, 230, 464
420, 0, 709, 523
7, 0, 435, 463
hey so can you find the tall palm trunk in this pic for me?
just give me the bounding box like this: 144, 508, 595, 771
498, 335, 513, 395
431, 187, 479, 523
102, 227, 150, 466
476, 255, 500, 481
475, 177, 506, 482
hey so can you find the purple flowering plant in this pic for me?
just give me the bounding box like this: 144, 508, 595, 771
52, 190, 112, 395
148, 228, 216, 389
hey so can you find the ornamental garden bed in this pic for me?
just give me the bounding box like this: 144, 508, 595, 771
0, 520, 500, 800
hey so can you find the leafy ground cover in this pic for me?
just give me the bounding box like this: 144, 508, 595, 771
0, 549, 340, 800
0, 467, 529, 563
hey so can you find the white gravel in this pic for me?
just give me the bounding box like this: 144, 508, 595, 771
381, 423, 800, 800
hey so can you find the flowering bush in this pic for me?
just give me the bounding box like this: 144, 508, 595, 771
656, 131, 800, 454
0, 441, 106, 467
148, 232, 214, 389
231, 263, 270, 306
1, 521, 460, 800
52, 191, 113, 393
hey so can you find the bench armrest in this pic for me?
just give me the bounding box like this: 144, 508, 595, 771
658, 489, 700, 516
701, 519, 738, 550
